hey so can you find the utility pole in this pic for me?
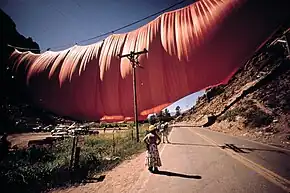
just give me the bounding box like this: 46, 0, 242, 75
118, 48, 148, 142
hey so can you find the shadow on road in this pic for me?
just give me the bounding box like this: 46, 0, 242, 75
221, 143, 288, 155
170, 142, 288, 155
221, 144, 248, 153
155, 170, 202, 179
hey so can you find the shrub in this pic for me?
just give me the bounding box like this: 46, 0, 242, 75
0, 141, 72, 193
1, 127, 147, 193
217, 102, 273, 128
217, 107, 245, 122
244, 108, 273, 128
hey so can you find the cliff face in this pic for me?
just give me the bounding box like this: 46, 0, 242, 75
0, 9, 40, 98
0, 9, 40, 133
0, 9, 86, 134
0, 9, 39, 49
182, 26, 290, 149
0, 9, 39, 57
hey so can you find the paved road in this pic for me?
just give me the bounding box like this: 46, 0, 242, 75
131, 125, 290, 193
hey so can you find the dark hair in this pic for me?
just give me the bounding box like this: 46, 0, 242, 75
150, 128, 157, 134
149, 119, 156, 125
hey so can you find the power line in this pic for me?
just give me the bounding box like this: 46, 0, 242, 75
9, 0, 193, 52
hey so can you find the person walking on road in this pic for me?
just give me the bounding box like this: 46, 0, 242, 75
160, 122, 170, 143
143, 125, 162, 173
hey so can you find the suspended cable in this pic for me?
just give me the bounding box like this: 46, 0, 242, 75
76, 0, 192, 44
7, 44, 40, 51
8, 0, 193, 52
50, 0, 192, 50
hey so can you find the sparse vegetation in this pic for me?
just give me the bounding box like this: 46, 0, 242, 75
0, 124, 148, 193
217, 101, 274, 128
217, 107, 242, 122
243, 107, 273, 128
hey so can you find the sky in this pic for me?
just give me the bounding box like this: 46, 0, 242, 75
1, 0, 195, 51
165, 90, 204, 113
1, 0, 204, 113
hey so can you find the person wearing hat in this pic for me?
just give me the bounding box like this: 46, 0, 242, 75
143, 124, 162, 173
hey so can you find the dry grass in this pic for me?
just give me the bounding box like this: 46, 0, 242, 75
0, 123, 149, 193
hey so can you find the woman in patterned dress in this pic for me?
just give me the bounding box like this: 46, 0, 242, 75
143, 125, 162, 173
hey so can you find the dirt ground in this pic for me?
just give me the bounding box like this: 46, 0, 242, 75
7, 132, 52, 148
6, 128, 129, 149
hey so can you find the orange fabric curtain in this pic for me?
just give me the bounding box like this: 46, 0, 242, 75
9, 0, 290, 122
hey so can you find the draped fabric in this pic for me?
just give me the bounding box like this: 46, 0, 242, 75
9, 0, 290, 122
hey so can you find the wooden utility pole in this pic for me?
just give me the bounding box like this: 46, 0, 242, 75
69, 135, 77, 183
118, 48, 148, 142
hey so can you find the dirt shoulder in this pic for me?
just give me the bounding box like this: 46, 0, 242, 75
50, 152, 147, 193
7, 132, 51, 148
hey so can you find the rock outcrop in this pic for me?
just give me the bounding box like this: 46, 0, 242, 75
0, 9, 41, 133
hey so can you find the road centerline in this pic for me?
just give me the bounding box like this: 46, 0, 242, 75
187, 127, 290, 192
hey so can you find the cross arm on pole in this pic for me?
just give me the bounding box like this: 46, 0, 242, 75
118, 48, 148, 59
117, 48, 148, 142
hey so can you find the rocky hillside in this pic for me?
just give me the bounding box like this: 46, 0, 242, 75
0, 9, 64, 134
182, 26, 290, 149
